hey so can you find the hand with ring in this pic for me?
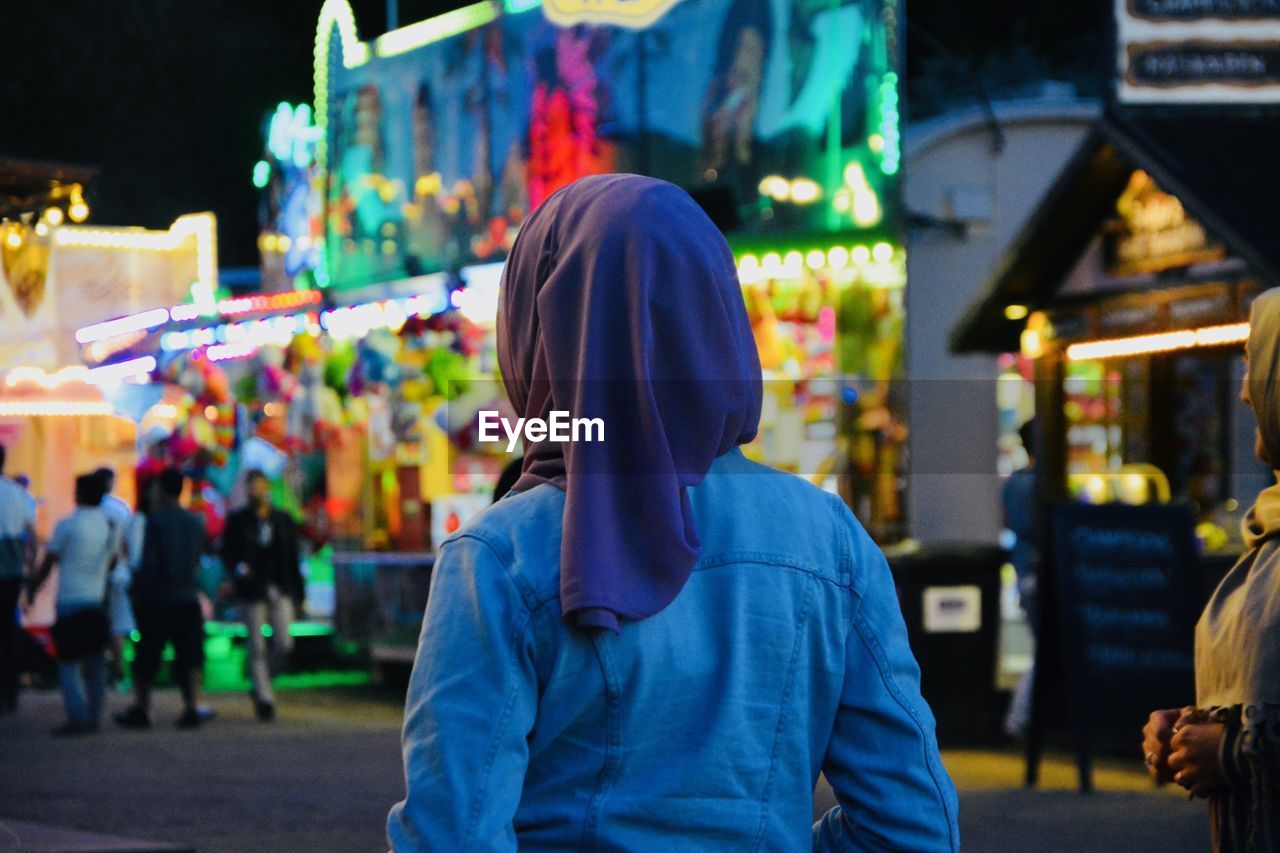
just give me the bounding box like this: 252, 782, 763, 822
1168, 710, 1228, 798
1142, 707, 1187, 784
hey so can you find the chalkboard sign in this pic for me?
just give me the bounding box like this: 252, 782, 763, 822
1128, 0, 1280, 21
1052, 503, 1200, 740
1127, 43, 1280, 89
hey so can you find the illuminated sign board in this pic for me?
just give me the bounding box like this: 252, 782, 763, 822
542, 0, 682, 28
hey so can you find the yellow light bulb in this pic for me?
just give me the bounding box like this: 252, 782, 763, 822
44, 207, 64, 226
69, 202, 89, 223
788, 179, 821, 204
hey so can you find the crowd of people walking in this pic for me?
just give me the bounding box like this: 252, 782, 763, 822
0, 445, 303, 736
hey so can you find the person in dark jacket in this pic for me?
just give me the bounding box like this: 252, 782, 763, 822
114, 468, 209, 730
221, 469, 303, 721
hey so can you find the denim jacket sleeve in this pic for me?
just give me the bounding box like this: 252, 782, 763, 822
813, 514, 961, 852
388, 534, 540, 852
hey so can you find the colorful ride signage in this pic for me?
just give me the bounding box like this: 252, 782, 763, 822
542, 0, 682, 28
313, 0, 899, 290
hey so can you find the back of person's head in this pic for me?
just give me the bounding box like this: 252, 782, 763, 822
496, 174, 762, 631
158, 468, 185, 504
93, 466, 116, 492
1019, 418, 1038, 458
75, 473, 108, 508
0, 444, 6, 474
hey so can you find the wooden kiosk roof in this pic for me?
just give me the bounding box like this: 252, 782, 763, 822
950, 112, 1280, 355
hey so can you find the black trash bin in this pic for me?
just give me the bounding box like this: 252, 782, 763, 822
886, 543, 1006, 746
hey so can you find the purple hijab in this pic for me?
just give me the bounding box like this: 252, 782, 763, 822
497, 174, 762, 632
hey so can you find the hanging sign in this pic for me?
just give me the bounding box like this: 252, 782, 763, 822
542, 0, 682, 28
1117, 0, 1280, 102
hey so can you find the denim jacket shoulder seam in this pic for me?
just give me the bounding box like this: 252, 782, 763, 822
464, 604, 535, 846
830, 492, 853, 629
446, 531, 542, 612
751, 577, 817, 851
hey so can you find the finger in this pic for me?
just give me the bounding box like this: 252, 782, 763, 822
1190, 780, 1216, 798
1167, 750, 1188, 772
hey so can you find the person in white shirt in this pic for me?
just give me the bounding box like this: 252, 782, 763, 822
94, 467, 135, 683
27, 474, 119, 735
0, 445, 36, 715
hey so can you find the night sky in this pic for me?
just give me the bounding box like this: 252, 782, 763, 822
1, 1, 457, 270
2, 0, 1108, 270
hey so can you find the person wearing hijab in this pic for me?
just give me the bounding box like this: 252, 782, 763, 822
1143, 289, 1280, 851
388, 174, 958, 851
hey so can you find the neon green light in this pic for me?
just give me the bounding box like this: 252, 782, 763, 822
314, 0, 369, 290
375, 1, 499, 58
252, 160, 271, 189
878, 72, 900, 176
314, 0, 369, 174
203, 621, 336, 639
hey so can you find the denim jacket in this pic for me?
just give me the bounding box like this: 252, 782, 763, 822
389, 450, 959, 851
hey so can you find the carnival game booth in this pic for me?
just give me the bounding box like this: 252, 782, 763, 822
90, 262, 503, 670
296, 0, 906, 664
0, 168, 223, 673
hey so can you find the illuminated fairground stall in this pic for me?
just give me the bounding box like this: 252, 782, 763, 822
953, 113, 1276, 574
0, 160, 224, 653
0, 158, 210, 527
300, 0, 906, 545
237, 0, 903, 663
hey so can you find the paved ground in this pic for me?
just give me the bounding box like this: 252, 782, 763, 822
0, 686, 405, 852
1, 684, 1211, 852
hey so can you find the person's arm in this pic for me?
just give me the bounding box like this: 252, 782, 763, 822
282, 513, 304, 605
22, 497, 37, 573
25, 552, 56, 605
387, 534, 539, 852
814, 513, 960, 852
1220, 703, 1280, 795
26, 521, 64, 605
1170, 703, 1280, 798
22, 521, 37, 574
125, 516, 146, 573
220, 514, 248, 576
